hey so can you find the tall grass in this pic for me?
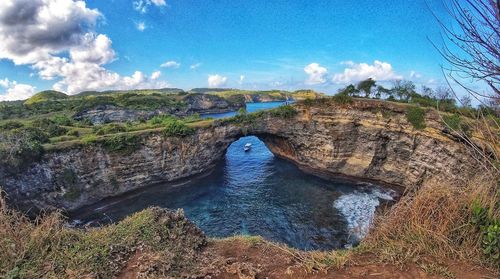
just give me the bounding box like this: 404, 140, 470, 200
363, 172, 499, 269
0, 195, 206, 278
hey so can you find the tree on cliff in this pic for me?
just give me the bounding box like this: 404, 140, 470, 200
357, 78, 377, 98
431, 0, 499, 104
431, 0, 499, 169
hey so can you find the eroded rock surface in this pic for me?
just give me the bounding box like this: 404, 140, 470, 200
1, 100, 477, 212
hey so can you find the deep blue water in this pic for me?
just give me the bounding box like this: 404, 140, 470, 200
71, 136, 396, 251
201, 101, 289, 119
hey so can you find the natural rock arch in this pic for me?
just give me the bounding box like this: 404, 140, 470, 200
1, 100, 476, 213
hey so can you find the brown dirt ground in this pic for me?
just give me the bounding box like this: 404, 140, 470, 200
118, 238, 498, 279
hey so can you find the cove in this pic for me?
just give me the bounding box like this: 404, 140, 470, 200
70, 135, 397, 251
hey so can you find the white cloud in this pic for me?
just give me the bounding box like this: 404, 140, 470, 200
208, 74, 227, 87
0, 1, 170, 95
151, 71, 161, 80
0, 78, 36, 101
0, 0, 101, 65
332, 60, 402, 84
410, 70, 422, 79
151, 0, 166, 6
133, 0, 166, 13
239, 75, 245, 84
160, 60, 180, 68
136, 22, 146, 31
304, 63, 328, 85
190, 63, 202, 70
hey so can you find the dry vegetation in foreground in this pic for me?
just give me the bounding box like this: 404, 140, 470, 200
1, 169, 499, 279
362, 171, 499, 271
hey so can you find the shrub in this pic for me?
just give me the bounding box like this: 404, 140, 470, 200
66, 129, 80, 137
163, 120, 195, 137
303, 98, 314, 106
32, 118, 68, 137
471, 201, 500, 262
94, 123, 127, 135
81, 134, 98, 145
270, 105, 297, 118
149, 115, 177, 126
102, 134, 142, 153
442, 113, 471, 135
406, 106, 426, 130
331, 92, 353, 105
51, 115, 73, 126
0, 127, 47, 172
0, 121, 24, 130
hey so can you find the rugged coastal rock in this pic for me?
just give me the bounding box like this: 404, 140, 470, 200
1, 99, 477, 212
74, 93, 244, 124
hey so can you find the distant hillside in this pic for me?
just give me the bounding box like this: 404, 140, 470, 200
189, 88, 235, 94
24, 90, 68, 106
75, 88, 185, 97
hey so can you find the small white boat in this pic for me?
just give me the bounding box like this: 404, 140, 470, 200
244, 143, 252, 152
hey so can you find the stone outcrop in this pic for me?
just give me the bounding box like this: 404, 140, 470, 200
1, 99, 477, 213
74, 94, 245, 124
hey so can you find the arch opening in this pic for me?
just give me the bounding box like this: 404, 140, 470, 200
71, 135, 397, 251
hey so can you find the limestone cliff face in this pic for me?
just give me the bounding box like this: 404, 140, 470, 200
253, 101, 476, 189
1, 99, 477, 213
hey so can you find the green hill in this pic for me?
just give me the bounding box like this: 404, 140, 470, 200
24, 90, 68, 105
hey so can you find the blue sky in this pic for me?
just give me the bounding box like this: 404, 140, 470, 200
0, 0, 452, 100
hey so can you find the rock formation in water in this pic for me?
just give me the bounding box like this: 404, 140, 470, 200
1, 99, 477, 213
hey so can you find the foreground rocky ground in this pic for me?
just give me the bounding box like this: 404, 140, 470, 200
119, 235, 497, 279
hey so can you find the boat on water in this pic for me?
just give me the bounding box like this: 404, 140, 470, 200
244, 143, 252, 152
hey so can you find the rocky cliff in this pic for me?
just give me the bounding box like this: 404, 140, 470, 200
1, 99, 477, 213
74, 93, 245, 124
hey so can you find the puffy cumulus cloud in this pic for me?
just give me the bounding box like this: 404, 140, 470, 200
0, 0, 101, 65
208, 74, 227, 87
304, 63, 328, 85
133, 0, 166, 13
0, 0, 170, 95
332, 60, 402, 84
0, 78, 37, 101
151, 71, 161, 80
160, 60, 180, 68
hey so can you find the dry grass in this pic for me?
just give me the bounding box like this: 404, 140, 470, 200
362, 172, 499, 269
0, 200, 207, 278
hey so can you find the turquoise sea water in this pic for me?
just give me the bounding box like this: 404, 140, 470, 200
71, 131, 396, 250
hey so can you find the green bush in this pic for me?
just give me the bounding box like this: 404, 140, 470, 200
66, 129, 80, 137
51, 115, 73, 126
163, 120, 195, 137
149, 115, 177, 126
442, 113, 470, 135
270, 105, 297, 118
94, 123, 127, 135
471, 201, 500, 262
102, 134, 142, 153
0, 121, 24, 130
32, 118, 68, 137
0, 127, 47, 172
81, 134, 98, 145
331, 92, 353, 105
406, 106, 426, 130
